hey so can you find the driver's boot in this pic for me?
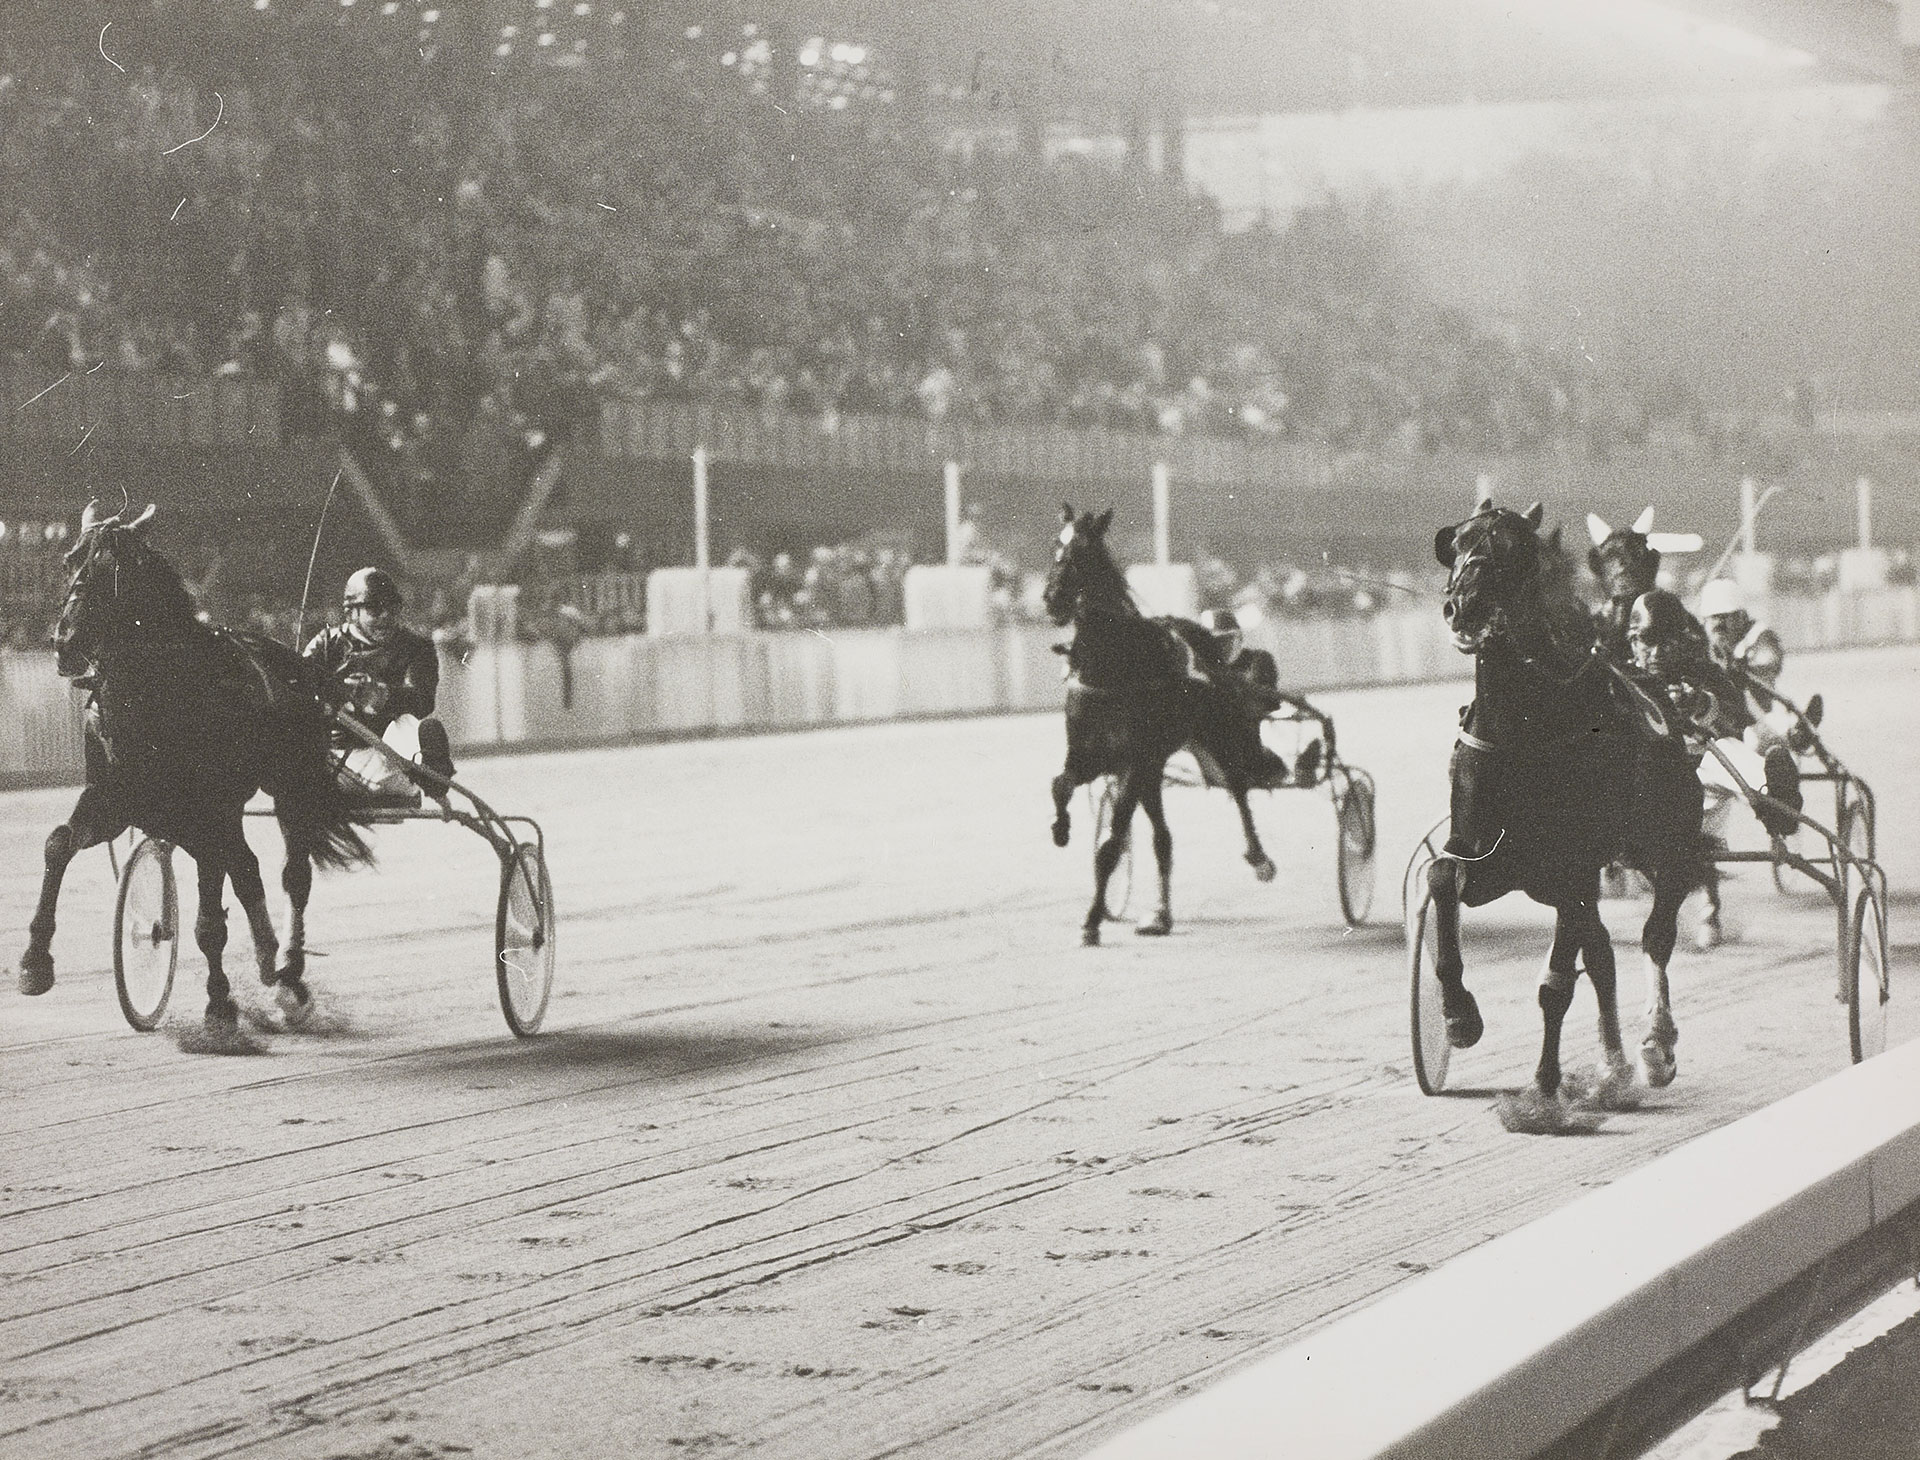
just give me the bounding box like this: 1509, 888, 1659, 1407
417, 719, 456, 800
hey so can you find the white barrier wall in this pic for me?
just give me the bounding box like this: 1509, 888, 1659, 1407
645, 567, 752, 635
902, 565, 994, 630
4, 586, 1918, 786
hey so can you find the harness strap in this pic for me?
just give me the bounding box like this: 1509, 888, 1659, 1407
1599, 657, 1673, 740
1455, 729, 1498, 754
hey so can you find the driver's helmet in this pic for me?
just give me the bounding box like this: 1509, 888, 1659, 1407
343, 566, 403, 614
1198, 608, 1242, 658
1626, 590, 1701, 677
1697, 578, 1745, 622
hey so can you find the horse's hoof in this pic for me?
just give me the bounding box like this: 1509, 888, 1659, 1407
17, 951, 54, 997
205, 999, 240, 1031
275, 980, 313, 1028
1052, 819, 1071, 849
1640, 1042, 1678, 1089
272, 948, 305, 986
1249, 856, 1277, 884
1135, 915, 1172, 938
1081, 925, 1101, 947
1445, 994, 1484, 1049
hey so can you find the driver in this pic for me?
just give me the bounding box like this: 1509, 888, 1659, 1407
302, 567, 456, 801
1696, 576, 1816, 758
1198, 609, 1322, 787
1626, 590, 1801, 842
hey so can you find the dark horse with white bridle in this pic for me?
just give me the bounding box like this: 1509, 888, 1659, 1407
1430, 501, 1709, 1098
1044, 505, 1280, 945
15, 502, 373, 1027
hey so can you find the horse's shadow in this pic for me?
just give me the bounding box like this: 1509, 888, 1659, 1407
385, 1024, 845, 1084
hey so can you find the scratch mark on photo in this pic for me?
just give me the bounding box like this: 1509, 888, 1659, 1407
17, 374, 70, 412
161, 93, 224, 156
98, 23, 126, 73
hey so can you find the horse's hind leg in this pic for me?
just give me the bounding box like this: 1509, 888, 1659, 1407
1639, 878, 1688, 1088
192, 854, 239, 1028
1051, 771, 1077, 848
1532, 907, 1584, 1099
1134, 774, 1175, 937
18, 787, 126, 995
1577, 899, 1633, 1096
1227, 777, 1276, 883
1426, 858, 1482, 1048
1695, 865, 1723, 951
224, 830, 296, 1020
276, 819, 313, 988
1085, 775, 1141, 946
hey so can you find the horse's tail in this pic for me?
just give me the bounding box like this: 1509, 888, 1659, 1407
265, 703, 376, 873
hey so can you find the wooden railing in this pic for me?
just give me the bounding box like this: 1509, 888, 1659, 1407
1, 368, 279, 447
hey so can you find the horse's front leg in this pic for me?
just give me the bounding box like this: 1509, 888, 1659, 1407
18, 787, 125, 996
192, 854, 239, 1029
1227, 776, 1276, 883
1639, 878, 1687, 1088
1134, 774, 1175, 937
1427, 858, 1482, 1047
1085, 776, 1140, 946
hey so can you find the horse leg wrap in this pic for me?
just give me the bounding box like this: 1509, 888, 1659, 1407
1537, 979, 1576, 1022
196, 906, 229, 955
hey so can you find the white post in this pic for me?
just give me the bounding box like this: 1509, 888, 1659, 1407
1152, 461, 1171, 567
944, 461, 962, 566
1474, 473, 1493, 508
1857, 476, 1873, 551
692, 444, 711, 632
1738, 476, 1757, 555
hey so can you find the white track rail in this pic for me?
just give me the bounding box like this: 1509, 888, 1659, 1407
1086, 1038, 1920, 1460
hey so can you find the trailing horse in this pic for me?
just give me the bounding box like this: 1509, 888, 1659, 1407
16, 502, 374, 1028
1429, 500, 1709, 1102
1043, 504, 1279, 946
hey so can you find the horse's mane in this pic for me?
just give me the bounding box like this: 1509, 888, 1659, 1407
1071, 529, 1135, 614
104, 528, 209, 636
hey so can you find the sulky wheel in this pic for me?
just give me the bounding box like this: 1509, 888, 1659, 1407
495, 842, 555, 1037
1333, 768, 1376, 927
1846, 884, 1891, 1064
1407, 882, 1451, 1095
1832, 780, 1876, 994
114, 836, 179, 1032
1092, 778, 1133, 921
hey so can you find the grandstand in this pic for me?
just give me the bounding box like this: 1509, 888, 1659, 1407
1, 0, 1913, 639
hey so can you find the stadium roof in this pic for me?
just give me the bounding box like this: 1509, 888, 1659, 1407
739, 0, 1906, 117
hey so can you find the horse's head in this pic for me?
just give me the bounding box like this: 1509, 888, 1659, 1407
1043, 503, 1122, 626
1434, 499, 1547, 653
52, 500, 163, 677
1586, 507, 1660, 606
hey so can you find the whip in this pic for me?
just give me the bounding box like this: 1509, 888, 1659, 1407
292, 467, 343, 652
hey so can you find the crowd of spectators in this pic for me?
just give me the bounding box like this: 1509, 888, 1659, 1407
1, 11, 1716, 520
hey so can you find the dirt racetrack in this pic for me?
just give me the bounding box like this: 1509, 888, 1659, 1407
3, 646, 1917, 1460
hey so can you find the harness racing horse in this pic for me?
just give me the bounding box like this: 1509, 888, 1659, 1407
1044, 505, 1278, 946
1430, 501, 1709, 1101
16, 502, 374, 1028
